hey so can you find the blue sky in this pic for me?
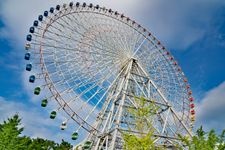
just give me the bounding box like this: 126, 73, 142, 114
0, 0, 225, 144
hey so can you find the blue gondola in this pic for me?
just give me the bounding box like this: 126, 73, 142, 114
24, 53, 30, 60
95, 5, 99, 9
26, 34, 32, 41
56, 5, 60, 10
82, 2, 86, 7
29, 27, 35, 33
38, 15, 43, 21
44, 11, 48, 17
29, 75, 35, 83
26, 63, 32, 71
33, 20, 38, 27
76, 2, 80, 7
50, 7, 54, 13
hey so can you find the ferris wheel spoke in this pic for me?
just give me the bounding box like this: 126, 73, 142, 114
102, 32, 126, 56
42, 50, 119, 68
85, 26, 126, 56
106, 17, 133, 49
76, 60, 130, 131
75, 78, 111, 112
112, 24, 135, 52
130, 28, 143, 52
35, 26, 120, 57
88, 15, 134, 54
32, 39, 119, 58
136, 47, 158, 68
135, 61, 193, 136
52, 64, 117, 95
53, 58, 122, 101
54, 14, 119, 53
74, 13, 128, 53
43, 32, 118, 56
132, 37, 147, 57
86, 71, 129, 119
63, 69, 112, 98
90, 14, 140, 56
123, 30, 137, 52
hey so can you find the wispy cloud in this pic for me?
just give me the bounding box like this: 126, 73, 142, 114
135, 0, 225, 50
196, 81, 225, 132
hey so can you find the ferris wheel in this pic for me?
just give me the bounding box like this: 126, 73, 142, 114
24, 2, 195, 149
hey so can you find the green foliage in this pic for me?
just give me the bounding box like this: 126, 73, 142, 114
27, 138, 57, 150
123, 131, 157, 150
0, 114, 25, 150
179, 126, 225, 150
56, 139, 73, 150
0, 114, 72, 150
122, 97, 163, 150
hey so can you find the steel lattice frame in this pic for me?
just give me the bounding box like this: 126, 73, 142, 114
24, 2, 195, 149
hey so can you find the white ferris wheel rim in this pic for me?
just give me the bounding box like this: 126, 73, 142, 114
25, 2, 195, 137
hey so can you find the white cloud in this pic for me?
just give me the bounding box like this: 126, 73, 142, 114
135, 0, 225, 50
1, 0, 224, 49
0, 0, 66, 43
0, 96, 86, 144
0, 0, 138, 44
195, 81, 225, 132
0, 96, 53, 138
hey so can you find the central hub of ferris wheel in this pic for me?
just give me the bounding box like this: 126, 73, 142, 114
24, 2, 195, 149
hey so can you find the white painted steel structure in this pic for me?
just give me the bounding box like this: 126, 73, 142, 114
25, 2, 195, 149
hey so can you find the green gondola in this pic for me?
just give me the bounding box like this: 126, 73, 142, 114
72, 132, 78, 140
82, 141, 92, 149
50, 111, 57, 119
41, 99, 48, 107
34, 87, 41, 95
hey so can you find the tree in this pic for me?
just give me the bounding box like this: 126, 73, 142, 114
56, 139, 73, 150
0, 114, 26, 150
0, 114, 72, 150
122, 97, 163, 150
179, 126, 225, 150
27, 138, 57, 150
